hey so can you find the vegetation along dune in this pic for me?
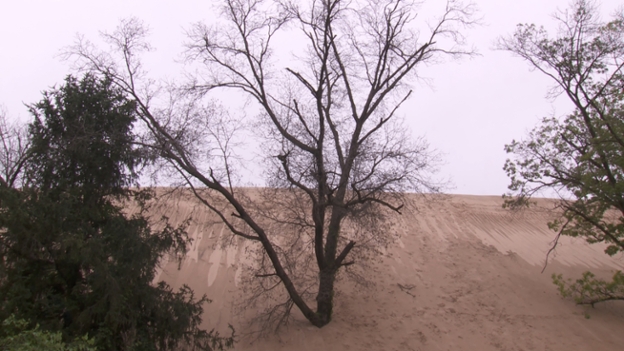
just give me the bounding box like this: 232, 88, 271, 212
2, 0, 623, 349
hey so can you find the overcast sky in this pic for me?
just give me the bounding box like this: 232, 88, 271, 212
1, 0, 620, 195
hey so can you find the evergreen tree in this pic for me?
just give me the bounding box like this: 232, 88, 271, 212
0, 75, 233, 350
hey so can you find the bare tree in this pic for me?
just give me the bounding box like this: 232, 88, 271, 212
66, 0, 477, 328
0, 106, 30, 189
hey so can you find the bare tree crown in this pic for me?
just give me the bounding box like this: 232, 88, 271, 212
0, 107, 30, 189
66, 0, 477, 329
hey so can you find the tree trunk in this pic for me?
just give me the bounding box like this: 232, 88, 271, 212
314, 268, 336, 327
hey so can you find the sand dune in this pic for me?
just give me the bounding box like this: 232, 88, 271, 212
152, 193, 624, 351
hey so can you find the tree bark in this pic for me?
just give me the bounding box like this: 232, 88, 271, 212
314, 268, 336, 327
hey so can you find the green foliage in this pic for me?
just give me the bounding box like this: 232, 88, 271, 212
504, 110, 624, 256
0, 75, 233, 350
501, 1, 624, 235
501, 0, 624, 254
26, 74, 143, 197
553, 271, 624, 306
500, 0, 624, 306
0, 315, 96, 351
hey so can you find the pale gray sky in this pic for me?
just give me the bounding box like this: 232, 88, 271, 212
1, 0, 619, 195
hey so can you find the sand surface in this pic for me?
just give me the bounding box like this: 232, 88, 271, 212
151, 193, 624, 351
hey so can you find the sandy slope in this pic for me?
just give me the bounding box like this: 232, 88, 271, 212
152, 193, 624, 351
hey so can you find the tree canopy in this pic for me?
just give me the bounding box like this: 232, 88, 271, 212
500, 0, 624, 305
0, 74, 233, 350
